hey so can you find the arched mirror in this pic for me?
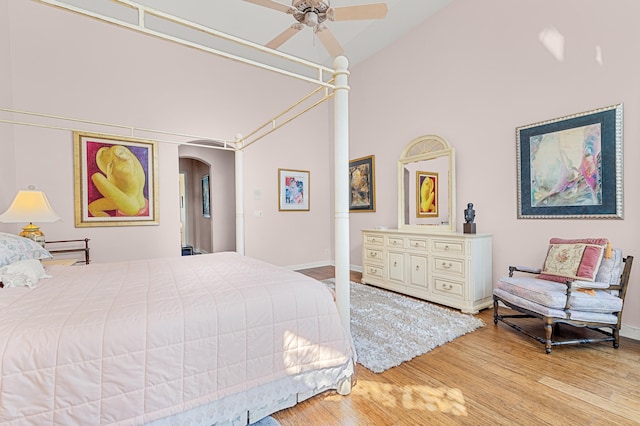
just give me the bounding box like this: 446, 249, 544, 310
398, 135, 456, 233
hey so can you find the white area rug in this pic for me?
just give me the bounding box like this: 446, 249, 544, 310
323, 279, 485, 373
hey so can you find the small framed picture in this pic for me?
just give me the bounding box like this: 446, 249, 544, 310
202, 175, 211, 218
416, 171, 438, 218
349, 155, 376, 212
278, 169, 310, 211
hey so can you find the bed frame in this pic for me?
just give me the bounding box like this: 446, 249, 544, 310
5, 1, 354, 424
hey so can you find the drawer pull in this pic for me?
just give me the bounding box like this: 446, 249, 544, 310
414, 242, 419, 247
369, 268, 378, 274
370, 251, 377, 257
393, 261, 398, 267
415, 265, 420, 271
444, 245, 450, 251
441, 262, 452, 269
443, 284, 453, 290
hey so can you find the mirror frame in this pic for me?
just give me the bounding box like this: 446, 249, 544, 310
398, 135, 456, 233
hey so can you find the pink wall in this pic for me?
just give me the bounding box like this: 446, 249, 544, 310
348, 0, 640, 334
3, 0, 639, 334
1, 0, 332, 267
0, 0, 15, 209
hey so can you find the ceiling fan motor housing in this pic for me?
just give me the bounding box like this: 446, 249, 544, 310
292, 0, 330, 26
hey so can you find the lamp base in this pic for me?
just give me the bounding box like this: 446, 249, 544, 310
19, 223, 46, 247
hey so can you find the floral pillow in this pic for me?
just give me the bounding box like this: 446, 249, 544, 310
539, 237, 608, 283
0, 232, 52, 268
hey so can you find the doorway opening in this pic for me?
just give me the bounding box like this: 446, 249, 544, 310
179, 158, 213, 254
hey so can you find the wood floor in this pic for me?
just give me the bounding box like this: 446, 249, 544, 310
272, 266, 640, 425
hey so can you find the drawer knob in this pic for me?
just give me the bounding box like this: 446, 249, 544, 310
415, 265, 420, 271
393, 261, 398, 267
444, 245, 450, 250
414, 242, 419, 247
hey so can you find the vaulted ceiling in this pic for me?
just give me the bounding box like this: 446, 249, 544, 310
46, 0, 452, 67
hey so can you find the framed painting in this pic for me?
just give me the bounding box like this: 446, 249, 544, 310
278, 168, 309, 211
202, 174, 211, 218
349, 155, 376, 212
73, 131, 159, 227
416, 171, 438, 218
517, 104, 623, 219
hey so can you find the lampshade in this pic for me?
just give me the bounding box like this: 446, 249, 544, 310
0, 189, 61, 245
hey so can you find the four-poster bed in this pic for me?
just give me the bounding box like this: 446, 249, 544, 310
1, 1, 354, 424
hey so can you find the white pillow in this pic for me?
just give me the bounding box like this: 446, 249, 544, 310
0, 232, 52, 268
0, 259, 51, 288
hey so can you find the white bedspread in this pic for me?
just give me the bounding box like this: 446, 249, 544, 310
0, 252, 353, 425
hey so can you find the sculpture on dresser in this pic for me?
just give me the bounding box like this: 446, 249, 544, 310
463, 202, 476, 234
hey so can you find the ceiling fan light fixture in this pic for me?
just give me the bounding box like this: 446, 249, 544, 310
304, 11, 319, 26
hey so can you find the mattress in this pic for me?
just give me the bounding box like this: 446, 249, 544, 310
0, 252, 354, 425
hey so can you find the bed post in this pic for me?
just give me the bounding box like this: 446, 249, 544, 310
235, 133, 245, 255
334, 56, 351, 339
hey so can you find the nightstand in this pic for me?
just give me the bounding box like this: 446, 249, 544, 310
45, 238, 91, 265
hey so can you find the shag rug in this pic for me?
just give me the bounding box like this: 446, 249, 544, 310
323, 279, 485, 373
249, 416, 280, 426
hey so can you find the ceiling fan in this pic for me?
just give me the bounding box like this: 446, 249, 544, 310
243, 0, 388, 57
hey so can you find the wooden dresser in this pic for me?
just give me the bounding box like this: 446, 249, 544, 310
361, 229, 493, 313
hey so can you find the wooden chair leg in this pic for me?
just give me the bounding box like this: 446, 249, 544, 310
544, 319, 554, 354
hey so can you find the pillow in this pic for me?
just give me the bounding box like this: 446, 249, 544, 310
0, 258, 51, 288
539, 237, 607, 283
0, 232, 52, 268
595, 248, 623, 285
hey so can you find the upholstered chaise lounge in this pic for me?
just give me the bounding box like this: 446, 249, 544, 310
493, 238, 633, 354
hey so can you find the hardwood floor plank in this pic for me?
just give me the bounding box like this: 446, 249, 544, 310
275, 267, 640, 425
539, 376, 640, 424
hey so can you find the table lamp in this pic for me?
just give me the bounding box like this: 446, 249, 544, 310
0, 187, 61, 246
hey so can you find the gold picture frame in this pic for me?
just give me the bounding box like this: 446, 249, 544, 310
73, 131, 159, 227
416, 171, 438, 218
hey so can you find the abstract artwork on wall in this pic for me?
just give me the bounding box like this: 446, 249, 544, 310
516, 104, 623, 219
74, 131, 159, 227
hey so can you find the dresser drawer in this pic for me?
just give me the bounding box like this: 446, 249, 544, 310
364, 263, 384, 278
407, 238, 427, 250
432, 238, 465, 255
364, 234, 384, 245
432, 256, 465, 277
433, 277, 464, 298
386, 237, 404, 248
364, 248, 383, 263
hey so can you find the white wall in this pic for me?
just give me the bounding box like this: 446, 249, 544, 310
348, 0, 640, 332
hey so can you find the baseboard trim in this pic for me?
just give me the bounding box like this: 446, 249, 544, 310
287, 261, 331, 271
621, 324, 640, 341
287, 261, 364, 273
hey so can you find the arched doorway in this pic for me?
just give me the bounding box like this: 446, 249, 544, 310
178, 144, 236, 255
179, 157, 213, 253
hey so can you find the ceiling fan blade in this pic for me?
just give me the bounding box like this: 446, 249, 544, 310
243, 0, 293, 14
331, 3, 388, 21
266, 25, 302, 49
315, 26, 344, 57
